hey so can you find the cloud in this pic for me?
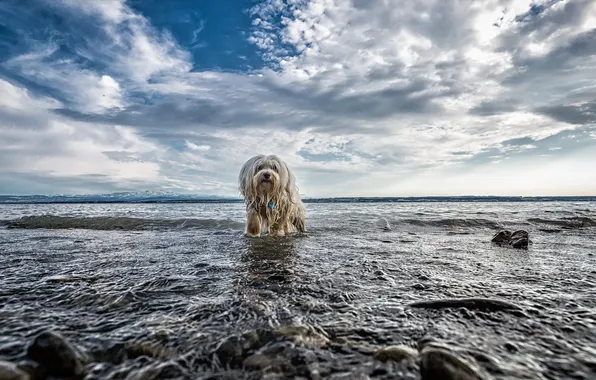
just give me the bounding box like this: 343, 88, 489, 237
0, 0, 595, 195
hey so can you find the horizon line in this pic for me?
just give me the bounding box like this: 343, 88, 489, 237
0, 193, 595, 204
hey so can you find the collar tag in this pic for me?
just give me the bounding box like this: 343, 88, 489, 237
268, 201, 275, 209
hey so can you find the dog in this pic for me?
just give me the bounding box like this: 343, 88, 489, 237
238, 154, 306, 237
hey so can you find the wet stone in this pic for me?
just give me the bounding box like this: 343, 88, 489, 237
420, 346, 486, 380
374, 345, 419, 363
15, 360, 46, 380
242, 354, 272, 370
0, 360, 30, 380
26, 330, 88, 377
124, 360, 187, 380
213, 336, 245, 367
491, 230, 530, 249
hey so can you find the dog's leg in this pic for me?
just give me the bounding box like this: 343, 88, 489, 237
245, 209, 262, 237
270, 227, 285, 237
293, 214, 306, 233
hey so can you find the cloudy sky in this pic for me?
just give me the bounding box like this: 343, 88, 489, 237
0, 0, 595, 197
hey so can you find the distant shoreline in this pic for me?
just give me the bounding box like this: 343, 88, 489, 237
1, 195, 595, 204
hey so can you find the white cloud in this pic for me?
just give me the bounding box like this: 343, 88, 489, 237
1, 0, 595, 195
0, 79, 159, 182
5, 44, 125, 114
48, 0, 192, 84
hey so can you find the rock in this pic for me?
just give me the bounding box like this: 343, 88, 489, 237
213, 336, 245, 367
509, 230, 530, 249
0, 361, 30, 380
491, 230, 530, 249
273, 325, 329, 348
243, 354, 272, 370
374, 345, 418, 363
490, 230, 511, 244
15, 360, 45, 380
124, 360, 187, 380
26, 330, 87, 377
420, 346, 487, 380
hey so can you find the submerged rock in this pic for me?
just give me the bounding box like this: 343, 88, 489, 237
409, 297, 523, 313
491, 230, 530, 249
26, 330, 88, 377
420, 345, 487, 380
374, 345, 418, 363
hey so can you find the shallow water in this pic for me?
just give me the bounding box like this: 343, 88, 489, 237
0, 201, 595, 379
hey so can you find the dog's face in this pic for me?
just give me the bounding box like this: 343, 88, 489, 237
253, 161, 281, 194
239, 154, 292, 199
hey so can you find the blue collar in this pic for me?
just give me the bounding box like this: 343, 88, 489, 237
268, 201, 276, 209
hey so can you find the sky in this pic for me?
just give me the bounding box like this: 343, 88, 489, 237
0, 0, 595, 197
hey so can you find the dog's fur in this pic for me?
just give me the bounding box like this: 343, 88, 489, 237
238, 154, 306, 237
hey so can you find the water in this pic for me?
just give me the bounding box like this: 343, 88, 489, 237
0, 201, 595, 379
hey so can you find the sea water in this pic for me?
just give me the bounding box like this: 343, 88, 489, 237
0, 200, 595, 379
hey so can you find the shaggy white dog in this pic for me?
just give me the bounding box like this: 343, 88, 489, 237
238, 154, 306, 237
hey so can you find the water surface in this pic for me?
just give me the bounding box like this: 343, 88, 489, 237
1, 201, 595, 379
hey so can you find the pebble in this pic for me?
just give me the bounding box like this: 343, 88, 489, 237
26, 330, 88, 377
0, 361, 30, 380
374, 345, 419, 363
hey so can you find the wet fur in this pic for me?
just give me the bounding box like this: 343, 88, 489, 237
238, 154, 306, 237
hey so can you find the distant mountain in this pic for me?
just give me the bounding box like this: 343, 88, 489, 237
0, 192, 594, 204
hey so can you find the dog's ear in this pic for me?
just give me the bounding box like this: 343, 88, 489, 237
238, 155, 261, 196
279, 159, 298, 198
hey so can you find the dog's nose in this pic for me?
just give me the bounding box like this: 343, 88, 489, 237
263, 173, 271, 179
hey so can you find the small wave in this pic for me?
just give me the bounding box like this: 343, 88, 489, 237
527, 216, 596, 229
0, 215, 245, 231
398, 218, 502, 229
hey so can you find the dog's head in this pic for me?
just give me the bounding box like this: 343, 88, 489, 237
239, 154, 294, 200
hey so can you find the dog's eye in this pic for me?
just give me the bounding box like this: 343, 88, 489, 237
257, 165, 263, 171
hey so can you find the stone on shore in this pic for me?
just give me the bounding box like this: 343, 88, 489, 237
0, 361, 29, 380
26, 330, 88, 377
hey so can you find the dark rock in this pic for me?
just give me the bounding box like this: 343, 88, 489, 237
213, 336, 245, 367
490, 230, 511, 244
509, 230, 530, 249
420, 346, 486, 380
124, 360, 187, 380
491, 230, 530, 249
0, 360, 30, 380
26, 330, 87, 378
